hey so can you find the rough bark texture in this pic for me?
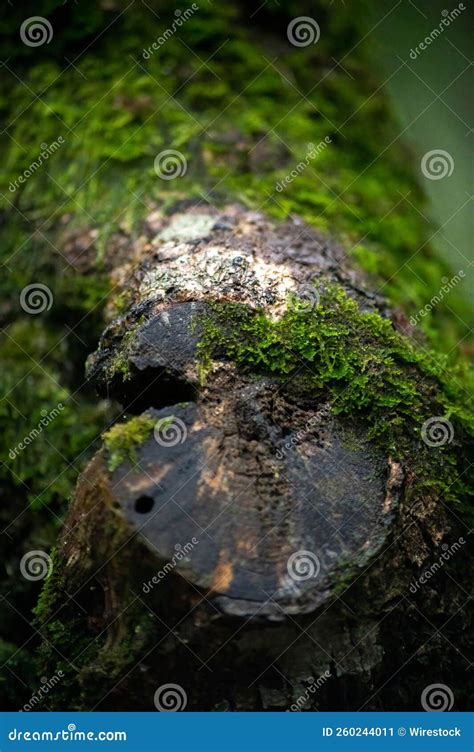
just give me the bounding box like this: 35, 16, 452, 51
35, 205, 472, 711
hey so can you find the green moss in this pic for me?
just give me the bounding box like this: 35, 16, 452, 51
103, 414, 156, 472
1, 320, 115, 509
197, 287, 473, 518
33, 529, 160, 709
154, 415, 175, 433
33, 549, 59, 624
112, 290, 133, 318
35, 617, 100, 710
1, 1, 470, 349
31, 547, 101, 709
107, 316, 145, 381
349, 245, 381, 276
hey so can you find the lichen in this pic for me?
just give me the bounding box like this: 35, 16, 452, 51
102, 414, 156, 472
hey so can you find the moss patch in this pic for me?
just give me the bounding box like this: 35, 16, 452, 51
103, 414, 156, 472
106, 316, 144, 382
197, 287, 473, 518
1, 320, 115, 509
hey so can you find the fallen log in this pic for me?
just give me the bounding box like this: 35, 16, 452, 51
35, 204, 472, 711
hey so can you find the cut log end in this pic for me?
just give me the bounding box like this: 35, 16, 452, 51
104, 400, 403, 618
78, 204, 408, 619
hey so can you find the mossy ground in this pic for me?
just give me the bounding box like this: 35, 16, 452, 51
0, 0, 471, 708
2, 1, 471, 334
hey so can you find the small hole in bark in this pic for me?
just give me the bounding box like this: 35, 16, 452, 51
134, 495, 154, 514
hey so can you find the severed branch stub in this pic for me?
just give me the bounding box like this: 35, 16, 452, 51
41, 204, 470, 710
98, 404, 401, 619
85, 204, 402, 618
